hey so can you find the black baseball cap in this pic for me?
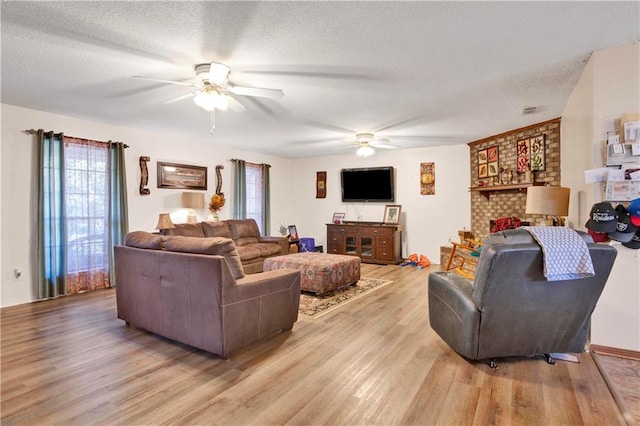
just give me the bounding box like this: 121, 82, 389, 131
585, 202, 617, 233
608, 205, 638, 243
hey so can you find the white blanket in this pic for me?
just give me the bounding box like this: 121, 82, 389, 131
523, 227, 595, 281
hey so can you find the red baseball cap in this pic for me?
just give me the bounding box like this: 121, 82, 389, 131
588, 228, 610, 243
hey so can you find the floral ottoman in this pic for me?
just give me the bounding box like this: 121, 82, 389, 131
263, 252, 360, 296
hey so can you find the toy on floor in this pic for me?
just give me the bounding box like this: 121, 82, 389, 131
400, 253, 431, 269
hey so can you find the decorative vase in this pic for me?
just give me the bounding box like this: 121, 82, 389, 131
209, 211, 219, 222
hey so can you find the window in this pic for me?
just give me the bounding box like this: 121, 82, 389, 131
37, 130, 128, 300
245, 162, 264, 233
64, 138, 110, 293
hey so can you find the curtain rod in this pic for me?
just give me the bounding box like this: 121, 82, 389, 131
22, 129, 129, 148
230, 158, 271, 167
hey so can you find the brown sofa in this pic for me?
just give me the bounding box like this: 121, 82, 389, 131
166, 219, 288, 274
115, 231, 301, 358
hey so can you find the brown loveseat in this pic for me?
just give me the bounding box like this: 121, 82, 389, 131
166, 219, 288, 274
115, 231, 301, 358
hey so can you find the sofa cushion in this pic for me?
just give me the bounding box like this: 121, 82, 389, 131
235, 245, 261, 262
166, 222, 205, 238
125, 231, 164, 250
164, 236, 245, 279
235, 236, 260, 246
202, 221, 232, 239
229, 219, 261, 240
244, 242, 283, 257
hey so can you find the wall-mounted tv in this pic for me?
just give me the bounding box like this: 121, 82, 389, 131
341, 167, 395, 202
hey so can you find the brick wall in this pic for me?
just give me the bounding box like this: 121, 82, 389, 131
468, 118, 561, 238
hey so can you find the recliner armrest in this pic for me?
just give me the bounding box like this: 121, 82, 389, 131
428, 272, 480, 359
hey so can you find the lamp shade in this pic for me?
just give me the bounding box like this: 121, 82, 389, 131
525, 186, 570, 216
155, 213, 175, 231
181, 192, 205, 209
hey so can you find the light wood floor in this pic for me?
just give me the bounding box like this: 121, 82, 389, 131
0, 264, 633, 425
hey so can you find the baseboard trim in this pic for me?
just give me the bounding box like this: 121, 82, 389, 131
590, 352, 635, 426
589, 344, 640, 361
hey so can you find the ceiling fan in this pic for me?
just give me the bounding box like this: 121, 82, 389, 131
353, 133, 397, 157
134, 61, 284, 115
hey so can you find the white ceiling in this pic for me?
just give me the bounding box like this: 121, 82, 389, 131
2, 1, 639, 158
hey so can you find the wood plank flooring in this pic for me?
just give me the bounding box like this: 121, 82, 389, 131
0, 264, 631, 425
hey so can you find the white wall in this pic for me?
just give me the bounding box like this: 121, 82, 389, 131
0, 104, 292, 307
562, 43, 640, 351
288, 145, 470, 263
1, 103, 470, 308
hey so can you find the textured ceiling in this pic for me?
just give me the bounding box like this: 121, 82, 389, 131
2, 1, 639, 158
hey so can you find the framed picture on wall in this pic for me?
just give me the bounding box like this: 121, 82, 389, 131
486, 146, 499, 177
530, 135, 546, 171
517, 135, 546, 173
157, 162, 207, 190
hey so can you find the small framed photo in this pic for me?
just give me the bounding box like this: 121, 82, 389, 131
383, 204, 402, 224
332, 212, 345, 224
288, 225, 299, 241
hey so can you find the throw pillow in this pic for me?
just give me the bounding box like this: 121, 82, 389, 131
164, 236, 245, 279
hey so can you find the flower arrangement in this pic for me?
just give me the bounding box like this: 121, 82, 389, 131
208, 193, 225, 213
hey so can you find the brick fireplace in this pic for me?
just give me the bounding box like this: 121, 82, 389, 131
468, 117, 561, 239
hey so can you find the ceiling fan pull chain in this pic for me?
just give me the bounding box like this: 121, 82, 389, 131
210, 109, 216, 135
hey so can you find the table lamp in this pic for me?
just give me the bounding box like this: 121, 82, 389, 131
525, 186, 570, 226
181, 192, 205, 223
155, 213, 175, 235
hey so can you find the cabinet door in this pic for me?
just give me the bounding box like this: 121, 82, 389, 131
344, 230, 358, 255
359, 227, 375, 259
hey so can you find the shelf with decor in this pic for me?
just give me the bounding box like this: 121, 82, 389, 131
469, 182, 545, 200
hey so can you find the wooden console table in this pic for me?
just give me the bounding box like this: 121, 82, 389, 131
326, 222, 403, 265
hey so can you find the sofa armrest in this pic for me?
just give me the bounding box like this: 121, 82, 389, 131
259, 236, 289, 255
221, 268, 301, 355
428, 272, 480, 359
223, 268, 301, 305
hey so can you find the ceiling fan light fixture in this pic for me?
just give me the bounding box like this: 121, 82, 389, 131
193, 91, 222, 112
356, 132, 374, 143
356, 143, 375, 158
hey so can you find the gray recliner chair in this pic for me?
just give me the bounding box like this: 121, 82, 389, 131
428, 228, 617, 367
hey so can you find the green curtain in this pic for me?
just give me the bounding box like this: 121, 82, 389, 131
36, 130, 67, 300
108, 141, 129, 287
262, 163, 271, 235
232, 159, 246, 219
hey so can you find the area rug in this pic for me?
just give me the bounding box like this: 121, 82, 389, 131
298, 277, 393, 319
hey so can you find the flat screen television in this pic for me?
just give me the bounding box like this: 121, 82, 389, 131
341, 167, 395, 202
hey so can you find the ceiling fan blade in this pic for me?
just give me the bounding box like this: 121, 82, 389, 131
226, 95, 247, 112
373, 143, 398, 149
162, 92, 196, 104
228, 85, 284, 98
295, 118, 355, 134
133, 76, 197, 87
374, 113, 433, 133
208, 62, 231, 85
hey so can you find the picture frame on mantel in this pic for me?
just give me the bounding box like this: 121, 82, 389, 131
383, 205, 402, 224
